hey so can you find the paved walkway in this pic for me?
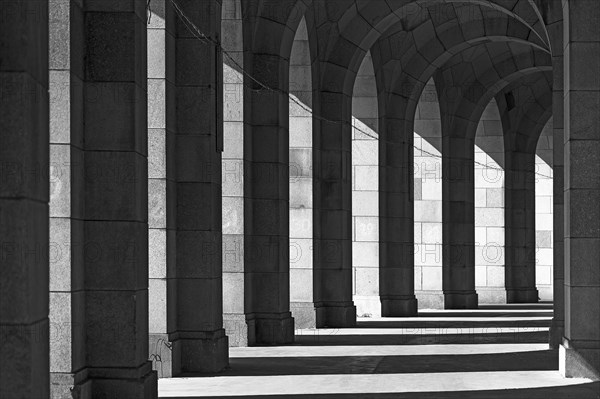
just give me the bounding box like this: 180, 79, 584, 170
159, 306, 600, 398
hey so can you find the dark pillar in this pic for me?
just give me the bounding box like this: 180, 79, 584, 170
0, 1, 49, 397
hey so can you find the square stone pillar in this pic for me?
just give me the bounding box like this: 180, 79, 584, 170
313, 90, 357, 327
441, 133, 478, 309
504, 149, 539, 303
0, 1, 49, 397
378, 97, 418, 317
168, 0, 229, 372
241, 3, 302, 343
561, 0, 600, 379
80, 1, 157, 396
243, 54, 295, 343
147, 0, 228, 374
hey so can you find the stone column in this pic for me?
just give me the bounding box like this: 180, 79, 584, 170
441, 126, 479, 309
81, 1, 157, 395
503, 148, 539, 303
242, 2, 296, 344
0, 1, 49, 397
545, 1, 565, 348
378, 94, 418, 316
171, 0, 228, 372
48, 0, 89, 396
313, 87, 357, 327
560, 0, 600, 379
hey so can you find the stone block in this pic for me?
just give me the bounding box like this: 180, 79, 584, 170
148, 228, 167, 279
290, 238, 313, 269
148, 279, 167, 333
421, 266, 442, 291
421, 222, 442, 244
84, 221, 148, 290
354, 267, 378, 296
353, 191, 379, 216
49, 217, 72, 292
475, 188, 486, 207
223, 122, 244, 158
486, 188, 504, 207
566, 287, 600, 342
0, 319, 50, 399
84, 152, 147, 221
290, 268, 313, 302
49, 292, 72, 372
565, 238, 600, 286
49, 70, 71, 144
290, 178, 312, 208
352, 140, 378, 165
223, 272, 244, 314
487, 266, 505, 288
415, 200, 442, 222
352, 242, 379, 267
148, 129, 166, 179
421, 179, 442, 201
289, 117, 312, 146
415, 243, 442, 266
289, 148, 312, 177
290, 65, 312, 92
290, 208, 312, 239
85, 290, 148, 367
354, 166, 378, 191
222, 197, 244, 235
222, 159, 243, 197
475, 208, 503, 227
148, 179, 166, 229
355, 217, 378, 242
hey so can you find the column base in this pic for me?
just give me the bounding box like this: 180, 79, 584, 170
444, 292, 478, 309
549, 319, 564, 349
291, 302, 317, 329
315, 302, 357, 328
172, 329, 229, 374
381, 297, 418, 317
560, 341, 600, 380
88, 361, 157, 399
506, 288, 539, 303
247, 312, 294, 345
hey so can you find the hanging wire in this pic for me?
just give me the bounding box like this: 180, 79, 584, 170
147, 0, 152, 25
165, 0, 554, 180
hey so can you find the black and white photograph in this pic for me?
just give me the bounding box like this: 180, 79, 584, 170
1, 0, 599, 397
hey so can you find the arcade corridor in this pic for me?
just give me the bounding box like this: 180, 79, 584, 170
1, 0, 599, 398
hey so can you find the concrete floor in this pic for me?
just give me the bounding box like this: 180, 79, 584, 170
159, 308, 600, 398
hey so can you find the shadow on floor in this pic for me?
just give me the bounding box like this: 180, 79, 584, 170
293, 331, 548, 346
191, 350, 558, 377
165, 381, 600, 399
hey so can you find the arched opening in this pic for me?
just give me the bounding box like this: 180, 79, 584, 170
289, 16, 315, 328
474, 99, 506, 303
351, 51, 380, 317
535, 118, 554, 302
413, 79, 444, 309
